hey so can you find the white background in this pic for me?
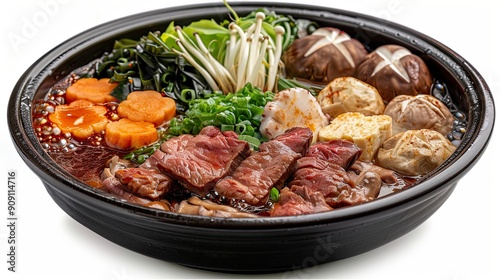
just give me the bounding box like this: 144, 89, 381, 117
1, 0, 498, 279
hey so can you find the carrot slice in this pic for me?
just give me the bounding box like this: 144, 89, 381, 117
105, 118, 159, 150
117, 90, 176, 127
48, 99, 108, 139
66, 77, 118, 104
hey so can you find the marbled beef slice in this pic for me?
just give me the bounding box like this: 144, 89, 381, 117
270, 186, 332, 216
270, 127, 313, 156
215, 128, 313, 206
158, 126, 251, 196
288, 157, 356, 201
271, 156, 371, 216
305, 139, 362, 170
214, 141, 301, 206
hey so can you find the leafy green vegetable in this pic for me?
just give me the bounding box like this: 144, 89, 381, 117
94, 31, 211, 113
183, 20, 231, 61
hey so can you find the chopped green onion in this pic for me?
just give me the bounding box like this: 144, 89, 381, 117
167, 83, 274, 147
270, 187, 280, 202
238, 135, 262, 150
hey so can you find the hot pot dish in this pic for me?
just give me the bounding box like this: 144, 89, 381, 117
8, 1, 494, 273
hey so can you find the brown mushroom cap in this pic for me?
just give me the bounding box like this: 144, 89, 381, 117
283, 27, 368, 83
384, 94, 454, 136
355, 44, 433, 103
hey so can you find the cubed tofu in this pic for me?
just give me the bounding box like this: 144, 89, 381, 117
318, 112, 392, 161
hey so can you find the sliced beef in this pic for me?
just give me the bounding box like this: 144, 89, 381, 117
160, 134, 194, 155
139, 149, 167, 170
214, 128, 312, 206
157, 126, 251, 196
270, 186, 332, 216
287, 157, 369, 209
115, 168, 172, 200
271, 156, 375, 216
306, 139, 362, 170
214, 141, 301, 206
269, 127, 313, 156
288, 157, 356, 205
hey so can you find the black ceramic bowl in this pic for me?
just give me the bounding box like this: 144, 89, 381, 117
7, 2, 495, 273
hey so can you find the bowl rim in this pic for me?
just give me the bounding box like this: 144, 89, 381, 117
7, 1, 495, 229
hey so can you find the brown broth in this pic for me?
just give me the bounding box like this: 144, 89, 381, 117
32, 71, 128, 188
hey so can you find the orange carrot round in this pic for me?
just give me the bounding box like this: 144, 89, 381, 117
105, 118, 159, 150
117, 90, 176, 127
48, 99, 108, 139
66, 77, 118, 104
